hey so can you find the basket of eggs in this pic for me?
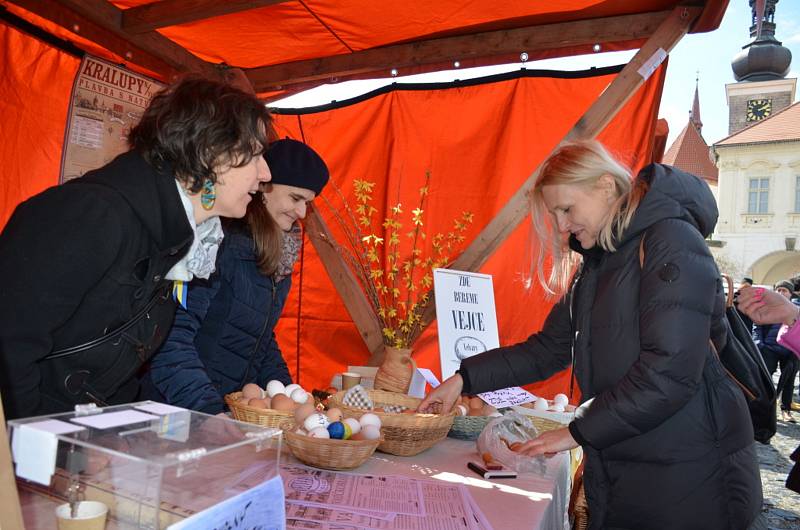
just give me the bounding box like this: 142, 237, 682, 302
224, 380, 312, 429
329, 389, 455, 457
448, 395, 502, 441
283, 407, 384, 471
514, 393, 575, 433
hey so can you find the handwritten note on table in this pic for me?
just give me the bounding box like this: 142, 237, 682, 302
478, 387, 536, 408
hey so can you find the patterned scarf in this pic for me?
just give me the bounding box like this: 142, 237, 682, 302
274, 223, 302, 282
166, 180, 224, 282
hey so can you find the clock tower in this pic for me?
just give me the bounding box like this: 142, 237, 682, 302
725, 0, 795, 135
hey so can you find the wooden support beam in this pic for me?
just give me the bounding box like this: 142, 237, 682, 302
303, 204, 387, 364
7, 0, 182, 79
247, 10, 668, 92
0, 399, 24, 530
121, 0, 291, 33
10, 0, 218, 78
406, 6, 700, 346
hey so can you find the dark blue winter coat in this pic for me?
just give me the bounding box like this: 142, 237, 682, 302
140, 224, 292, 414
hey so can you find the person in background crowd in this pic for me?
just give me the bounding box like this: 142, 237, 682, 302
419, 140, 763, 529
754, 280, 800, 423
0, 76, 272, 419
738, 285, 800, 493
140, 139, 329, 414
734, 276, 755, 334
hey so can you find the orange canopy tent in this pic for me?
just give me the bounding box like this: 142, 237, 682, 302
0, 0, 727, 395
0, 3, 728, 523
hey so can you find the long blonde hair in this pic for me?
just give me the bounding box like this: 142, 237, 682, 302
530, 140, 647, 297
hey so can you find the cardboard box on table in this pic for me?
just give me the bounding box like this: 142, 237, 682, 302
8, 402, 282, 529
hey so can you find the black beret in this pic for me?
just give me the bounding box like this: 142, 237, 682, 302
265, 139, 330, 195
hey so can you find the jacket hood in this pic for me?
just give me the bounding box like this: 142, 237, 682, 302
620, 163, 718, 245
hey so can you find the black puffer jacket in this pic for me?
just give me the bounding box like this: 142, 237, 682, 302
460, 164, 762, 529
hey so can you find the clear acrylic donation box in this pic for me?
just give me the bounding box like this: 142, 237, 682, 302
8, 401, 283, 529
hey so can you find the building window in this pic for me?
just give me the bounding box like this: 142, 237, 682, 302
796, 176, 800, 213
748, 177, 769, 213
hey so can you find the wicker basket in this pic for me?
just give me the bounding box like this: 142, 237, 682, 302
283, 423, 381, 470
448, 414, 492, 440
329, 389, 455, 456
224, 392, 294, 429
529, 415, 568, 434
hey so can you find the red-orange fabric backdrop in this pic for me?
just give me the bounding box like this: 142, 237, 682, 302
1, 20, 666, 399
270, 65, 666, 398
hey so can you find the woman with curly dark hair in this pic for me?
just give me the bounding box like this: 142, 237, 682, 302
0, 76, 272, 419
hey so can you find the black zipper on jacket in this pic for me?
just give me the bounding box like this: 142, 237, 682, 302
240, 280, 278, 387
568, 265, 584, 400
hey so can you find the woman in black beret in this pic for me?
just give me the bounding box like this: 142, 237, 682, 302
140, 139, 330, 414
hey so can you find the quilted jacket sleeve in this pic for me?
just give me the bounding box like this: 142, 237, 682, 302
571, 219, 719, 449
147, 273, 224, 414
458, 295, 573, 394
253, 273, 292, 387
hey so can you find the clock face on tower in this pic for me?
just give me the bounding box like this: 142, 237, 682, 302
746, 98, 772, 122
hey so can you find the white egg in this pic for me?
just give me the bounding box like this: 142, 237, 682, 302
534, 398, 549, 411
551, 403, 566, 412
266, 380, 286, 398
455, 404, 468, 416
303, 412, 331, 431
343, 417, 361, 435
360, 424, 381, 440
553, 393, 569, 407
290, 388, 309, 404
284, 383, 302, 396
358, 412, 382, 429
308, 427, 330, 438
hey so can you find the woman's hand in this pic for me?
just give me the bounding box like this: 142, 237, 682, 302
513, 427, 578, 457
417, 373, 463, 414
738, 286, 800, 326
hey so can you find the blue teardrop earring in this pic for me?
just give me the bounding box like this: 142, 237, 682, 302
200, 178, 216, 210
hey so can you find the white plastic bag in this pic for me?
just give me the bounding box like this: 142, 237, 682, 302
476, 411, 548, 474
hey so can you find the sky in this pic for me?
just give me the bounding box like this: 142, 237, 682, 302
271, 1, 800, 148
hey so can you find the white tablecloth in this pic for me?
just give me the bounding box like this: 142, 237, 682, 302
286, 437, 572, 530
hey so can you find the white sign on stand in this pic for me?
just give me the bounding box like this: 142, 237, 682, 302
433, 269, 499, 380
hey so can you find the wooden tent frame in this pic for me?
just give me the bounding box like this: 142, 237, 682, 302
3, 2, 707, 365
308, 7, 701, 363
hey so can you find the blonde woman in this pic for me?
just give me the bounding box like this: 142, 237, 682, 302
420, 140, 763, 529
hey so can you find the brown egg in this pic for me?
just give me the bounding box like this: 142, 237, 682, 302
467, 407, 484, 416
294, 403, 316, 424
271, 393, 296, 411
468, 396, 484, 410
242, 383, 263, 400
248, 398, 269, 409
326, 407, 343, 422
